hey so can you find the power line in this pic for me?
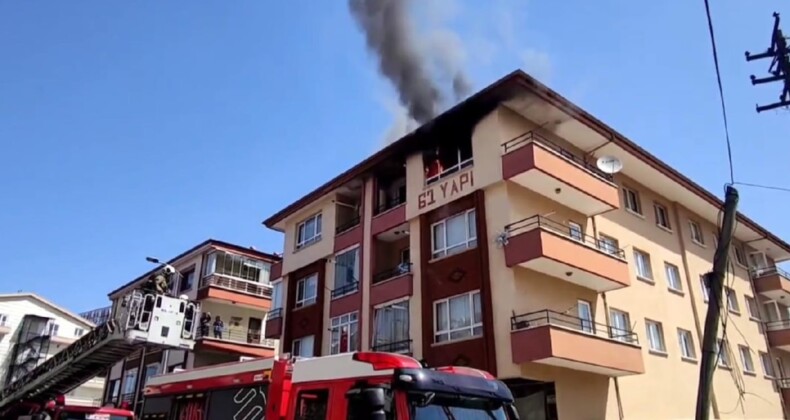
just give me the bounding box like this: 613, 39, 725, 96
702, 0, 736, 184
733, 181, 790, 193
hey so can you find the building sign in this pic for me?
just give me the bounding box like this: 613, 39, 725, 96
418, 170, 474, 210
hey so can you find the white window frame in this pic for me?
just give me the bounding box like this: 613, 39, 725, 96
623, 187, 642, 215
664, 262, 682, 292
433, 290, 482, 343
654, 202, 671, 230
295, 274, 318, 308
739, 345, 755, 373
716, 339, 731, 368
645, 319, 666, 353
372, 300, 411, 353
689, 220, 705, 245
0, 314, 7, 327
609, 309, 632, 343
122, 368, 138, 395
47, 322, 59, 337
74, 327, 85, 337
143, 362, 161, 385
296, 213, 323, 250
597, 234, 621, 256
733, 244, 747, 267
568, 221, 583, 242
329, 312, 359, 355
725, 288, 740, 313
333, 246, 360, 297
425, 147, 474, 185
677, 328, 697, 360
745, 296, 760, 320
577, 300, 594, 333
700, 275, 710, 302
431, 209, 477, 259
760, 352, 775, 378
292, 335, 315, 357
633, 249, 653, 281
271, 280, 283, 310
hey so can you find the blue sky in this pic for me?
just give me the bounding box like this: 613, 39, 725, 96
1, 1, 788, 313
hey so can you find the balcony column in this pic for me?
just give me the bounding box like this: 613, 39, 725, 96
360, 177, 375, 351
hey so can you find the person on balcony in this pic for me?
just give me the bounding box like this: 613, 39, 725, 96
212, 315, 224, 339
199, 312, 211, 338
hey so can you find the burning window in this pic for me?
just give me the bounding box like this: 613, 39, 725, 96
423, 136, 473, 185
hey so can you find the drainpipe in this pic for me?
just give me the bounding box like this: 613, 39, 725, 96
591, 215, 625, 420
671, 202, 720, 419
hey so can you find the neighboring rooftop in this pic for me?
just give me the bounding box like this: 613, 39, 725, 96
0, 292, 95, 327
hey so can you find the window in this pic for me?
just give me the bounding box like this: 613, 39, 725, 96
568, 221, 583, 241
739, 345, 755, 373
700, 275, 710, 302
597, 234, 621, 256
577, 300, 594, 333
431, 209, 477, 259
733, 245, 747, 266
292, 335, 315, 357
434, 291, 482, 343
665, 262, 682, 291
623, 187, 642, 214
609, 309, 632, 343
203, 252, 270, 283
645, 320, 666, 353
633, 249, 653, 280
296, 213, 323, 249
143, 363, 160, 385
725, 288, 740, 313
423, 141, 473, 185
745, 296, 760, 320
330, 312, 359, 355
295, 274, 318, 308
74, 327, 85, 337
760, 352, 775, 377
333, 247, 360, 296
122, 368, 138, 395
179, 269, 194, 292
271, 281, 283, 311
716, 339, 731, 368
654, 202, 671, 229
372, 301, 410, 353
689, 221, 705, 245
0, 314, 7, 327
295, 389, 329, 420
678, 329, 696, 360
47, 322, 59, 337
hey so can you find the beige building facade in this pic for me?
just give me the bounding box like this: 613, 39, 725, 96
263, 70, 790, 419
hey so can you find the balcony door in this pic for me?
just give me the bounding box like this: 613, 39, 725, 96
748, 252, 769, 276
247, 317, 262, 344
577, 300, 594, 333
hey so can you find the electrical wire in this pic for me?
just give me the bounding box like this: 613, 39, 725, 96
734, 181, 790, 194
703, 0, 736, 184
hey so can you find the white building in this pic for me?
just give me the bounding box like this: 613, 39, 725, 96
0, 293, 104, 406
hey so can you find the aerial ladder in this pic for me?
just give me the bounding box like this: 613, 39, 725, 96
0, 279, 200, 418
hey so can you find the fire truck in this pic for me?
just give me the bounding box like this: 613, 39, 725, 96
0, 288, 200, 420
141, 351, 519, 419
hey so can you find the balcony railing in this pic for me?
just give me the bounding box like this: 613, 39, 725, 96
502, 131, 614, 181
336, 216, 361, 235
331, 281, 359, 299
751, 266, 790, 279
375, 193, 406, 215
505, 215, 626, 259
268, 308, 283, 319
197, 327, 277, 348
776, 378, 790, 388
511, 309, 639, 345
372, 263, 412, 285
764, 320, 790, 331
199, 274, 273, 298
371, 339, 412, 354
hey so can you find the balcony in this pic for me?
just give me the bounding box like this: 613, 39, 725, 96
372, 194, 407, 236
502, 132, 620, 216
264, 308, 283, 339
765, 320, 790, 351
197, 275, 272, 309
776, 378, 790, 407
752, 267, 790, 301
504, 215, 630, 292
370, 264, 413, 306
331, 282, 360, 300
196, 327, 277, 358
371, 339, 413, 355
510, 310, 645, 377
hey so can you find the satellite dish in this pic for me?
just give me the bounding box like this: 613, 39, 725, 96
596, 155, 623, 175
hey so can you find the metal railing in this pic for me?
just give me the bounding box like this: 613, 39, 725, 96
267, 308, 283, 320
199, 274, 273, 298
120, 392, 134, 404
764, 319, 790, 331
372, 263, 413, 285
511, 309, 639, 345
751, 266, 790, 279
501, 130, 614, 182
371, 339, 412, 354
375, 193, 406, 215
196, 327, 277, 348
335, 216, 361, 235
505, 215, 626, 259
776, 378, 790, 388
331, 282, 360, 299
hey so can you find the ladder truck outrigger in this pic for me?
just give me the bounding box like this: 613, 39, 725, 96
141, 351, 521, 419
0, 268, 201, 420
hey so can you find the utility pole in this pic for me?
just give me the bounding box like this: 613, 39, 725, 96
695, 185, 739, 420
745, 12, 790, 112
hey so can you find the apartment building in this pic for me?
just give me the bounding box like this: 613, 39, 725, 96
0, 293, 104, 406
262, 70, 790, 419
79, 305, 112, 326
100, 239, 280, 412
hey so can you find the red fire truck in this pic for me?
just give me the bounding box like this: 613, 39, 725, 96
15, 396, 135, 420
141, 352, 519, 419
